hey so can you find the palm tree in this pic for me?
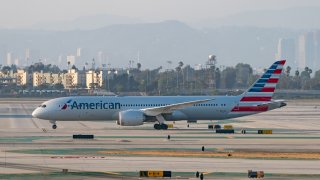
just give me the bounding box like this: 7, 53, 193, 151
175, 62, 184, 90
178, 61, 184, 68
137, 63, 142, 71
286, 66, 291, 77
67, 61, 70, 71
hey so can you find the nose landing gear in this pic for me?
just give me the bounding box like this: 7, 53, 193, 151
50, 120, 57, 129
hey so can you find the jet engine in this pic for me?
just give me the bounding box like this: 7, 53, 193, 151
117, 110, 145, 126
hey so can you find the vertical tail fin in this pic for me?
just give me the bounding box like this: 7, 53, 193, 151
240, 60, 286, 102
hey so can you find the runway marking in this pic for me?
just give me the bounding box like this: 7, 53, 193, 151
51, 156, 107, 159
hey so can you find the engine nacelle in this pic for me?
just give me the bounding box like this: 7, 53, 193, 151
117, 110, 145, 126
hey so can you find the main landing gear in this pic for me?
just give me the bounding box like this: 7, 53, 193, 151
50, 120, 57, 129
153, 115, 168, 130
154, 123, 168, 130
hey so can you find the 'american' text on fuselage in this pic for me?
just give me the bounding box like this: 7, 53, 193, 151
71, 101, 121, 110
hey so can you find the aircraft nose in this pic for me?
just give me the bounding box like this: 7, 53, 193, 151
32, 108, 39, 118
32, 108, 47, 119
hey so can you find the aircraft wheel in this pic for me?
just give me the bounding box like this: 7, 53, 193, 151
154, 124, 161, 130
161, 124, 168, 130
52, 124, 57, 129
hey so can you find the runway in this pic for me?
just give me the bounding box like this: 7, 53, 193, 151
0, 98, 319, 179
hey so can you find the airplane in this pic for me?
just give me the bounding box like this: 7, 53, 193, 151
32, 60, 287, 130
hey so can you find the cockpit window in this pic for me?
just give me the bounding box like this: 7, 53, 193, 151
41, 104, 47, 108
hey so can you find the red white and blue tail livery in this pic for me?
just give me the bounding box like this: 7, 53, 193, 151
230, 60, 286, 116
32, 60, 287, 130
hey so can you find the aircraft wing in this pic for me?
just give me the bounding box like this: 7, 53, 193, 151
142, 98, 213, 116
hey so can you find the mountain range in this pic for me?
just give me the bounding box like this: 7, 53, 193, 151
2, 6, 318, 69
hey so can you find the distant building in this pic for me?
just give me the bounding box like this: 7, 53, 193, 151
0, 70, 16, 86
58, 55, 63, 67
194, 64, 203, 70
313, 31, 320, 71
6, 52, 12, 66
76, 48, 81, 57
63, 69, 85, 89
297, 31, 320, 71
32, 71, 43, 87
15, 69, 30, 86
49, 73, 64, 85
14, 58, 19, 66
25, 48, 30, 66
97, 51, 105, 68
32, 71, 64, 87
86, 70, 106, 89
275, 38, 295, 69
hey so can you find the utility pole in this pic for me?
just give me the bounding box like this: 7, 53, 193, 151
107, 63, 111, 91
91, 58, 95, 94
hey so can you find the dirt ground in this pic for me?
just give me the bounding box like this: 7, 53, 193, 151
98, 150, 320, 160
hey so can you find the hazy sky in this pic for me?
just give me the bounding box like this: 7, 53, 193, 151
1, 0, 320, 28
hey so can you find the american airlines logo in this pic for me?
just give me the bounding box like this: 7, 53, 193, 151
61, 99, 73, 110
63, 100, 121, 110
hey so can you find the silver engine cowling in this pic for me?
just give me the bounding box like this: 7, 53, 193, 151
117, 110, 145, 126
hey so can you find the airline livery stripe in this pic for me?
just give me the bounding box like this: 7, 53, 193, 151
275, 60, 286, 65
265, 69, 282, 74
264, 83, 277, 87
267, 78, 279, 83
266, 70, 274, 74
276, 65, 283, 69
231, 106, 268, 112
248, 88, 262, 92
270, 74, 281, 78
279, 60, 286, 65
243, 92, 273, 97
273, 69, 282, 74
240, 97, 272, 101
257, 79, 267, 83
261, 74, 271, 79
253, 84, 265, 87
262, 74, 281, 78
249, 87, 275, 92
261, 87, 275, 92
270, 65, 277, 69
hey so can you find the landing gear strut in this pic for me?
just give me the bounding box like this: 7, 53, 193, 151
154, 123, 168, 130
154, 115, 168, 130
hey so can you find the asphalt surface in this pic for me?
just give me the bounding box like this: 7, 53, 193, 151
0, 98, 319, 179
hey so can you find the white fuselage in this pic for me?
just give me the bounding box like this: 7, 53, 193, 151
32, 95, 280, 122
